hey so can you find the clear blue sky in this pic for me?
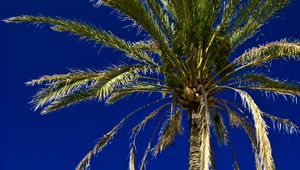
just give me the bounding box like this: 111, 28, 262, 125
1, 1, 300, 170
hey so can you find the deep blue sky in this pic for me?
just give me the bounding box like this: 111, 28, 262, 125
1, 1, 300, 170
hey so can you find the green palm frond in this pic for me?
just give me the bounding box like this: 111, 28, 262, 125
95, 0, 166, 45
40, 88, 99, 114
153, 108, 183, 156
234, 41, 300, 68
4, 16, 158, 66
30, 65, 151, 113
228, 0, 289, 49
213, 41, 300, 86
145, 0, 172, 35
105, 82, 170, 104
238, 73, 300, 98
212, 111, 228, 145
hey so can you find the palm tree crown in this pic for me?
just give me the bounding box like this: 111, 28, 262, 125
4, 0, 300, 170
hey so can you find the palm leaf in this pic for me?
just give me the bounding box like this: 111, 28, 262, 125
239, 73, 300, 97
153, 108, 183, 155
262, 112, 298, 134
95, 0, 166, 45
31, 65, 150, 114
76, 97, 167, 170
5, 15, 157, 66
228, 0, 289, 49
234, 41, 300, 68
224, 104, 262, 170
212, 111, 228, 145
234, 89, 275, 170
106, 84, 170, 105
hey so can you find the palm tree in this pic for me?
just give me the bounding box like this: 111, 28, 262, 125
4, 0, 300, 169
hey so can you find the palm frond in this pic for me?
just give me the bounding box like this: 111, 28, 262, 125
239, 73, 300, 97
31, 65, 152, 114
139, 111, 167, 170
132, 102, 171, 134
234, 89, 275, 170
95, 0, 166, 45
228, 0, 289, 49
212, 111, 228, 145
76, 121, 121, 170
153, 108, 183, 156
106, 84, 170, 105
224, 104, 262, 170
262, 112, 298, 134
76, 97, 167, 170
40, 87, 99, 114
4, 15, 158, 66
234, 41, 300, 68
145, 0, 172, 35
129, 135, 136, 170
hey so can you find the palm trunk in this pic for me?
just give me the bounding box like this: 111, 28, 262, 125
188, 101, 211, 170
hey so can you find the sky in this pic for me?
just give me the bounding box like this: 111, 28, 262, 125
1, 1, 300, 170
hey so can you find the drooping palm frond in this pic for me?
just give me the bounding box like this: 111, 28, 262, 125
197, 101, 212, 170
211, 111, 228, 145
4, 16, 158, 66
224, 104, 262, 170
234, 89, 275, 170
129, 134, 137, 170
132, 102, 171, 134
76, 97, 167, 170
153, 108, 183, 156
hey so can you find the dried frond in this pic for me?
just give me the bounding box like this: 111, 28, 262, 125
224, 105, 262, 170
153, 109, 183, 156
235, 89, 275, 170
140, 143, 151, 170
76, 124, 120, 170
76, 97, 167, 170
129, 138, 136, 170
139, 110, 168, 170
132, 103, 171, 133
262, 112, 298, 134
